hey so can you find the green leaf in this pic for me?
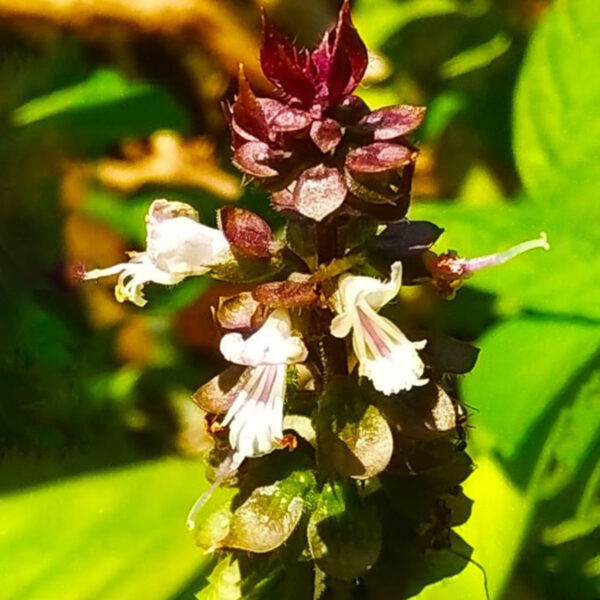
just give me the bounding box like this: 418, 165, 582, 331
0, 457, 209, 600
462, 317, 600, 459
421, 91, 466, 140
514, 0, 600, 195
354, 0, 483, 50
221, 470, 316, 553
196, 556, 242, 600
307, 481, 381, 580
416, 454, 531, 600
440, 32, 511, 79
543, 508, 600, 547
12, 68, 189, 148
193, 486, 238, 552
317, 378, 393, 479
537, 370, 600, 499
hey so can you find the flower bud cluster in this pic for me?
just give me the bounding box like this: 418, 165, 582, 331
227, 0, 424, 223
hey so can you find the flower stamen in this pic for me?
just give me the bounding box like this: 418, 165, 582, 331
425, 232, 550, 298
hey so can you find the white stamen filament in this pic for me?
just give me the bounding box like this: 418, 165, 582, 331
186, 452, 244, 530
462, 232, 550, 274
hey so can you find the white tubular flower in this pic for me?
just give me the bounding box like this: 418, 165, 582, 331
83, 199, 229, 306
186, 308, 307, 530
330, 261, 428, 395
220, 309, 308, 462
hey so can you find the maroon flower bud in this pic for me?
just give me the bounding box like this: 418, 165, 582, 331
217, 206, 276, 259
260, 0, 367, 110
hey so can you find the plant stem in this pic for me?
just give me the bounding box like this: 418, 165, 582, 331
316, 222, 347, 381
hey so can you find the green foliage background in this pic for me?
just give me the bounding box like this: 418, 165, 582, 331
0, 0, 598, 598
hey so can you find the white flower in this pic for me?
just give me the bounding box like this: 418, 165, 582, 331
330, 261, 428, 395
219, 308, 308, 463
83, 199, 229, 306
185, 309, 307, 530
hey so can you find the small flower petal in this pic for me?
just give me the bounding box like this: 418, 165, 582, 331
332, 261, 402, 315
147, 201, 229, 273
84, 254, 183, 307
220, 309, 308, 367
222, 364, 287, 460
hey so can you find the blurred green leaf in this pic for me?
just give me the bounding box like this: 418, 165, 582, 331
421, 91, 466, 140
354, 0, 488, 50
0, 457, 208, 600
457, 163, 504, 205
440, 32, 511, 79
537, 370, 600, 499
12, 68, 190, 148
462, 318, 600, 459
14, 69, 149, 125
514, 0, 600, 195
543, 508, 600, 546
413, 3, 600, 597
82, 187, 149, 244
147, 278, 213, 317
